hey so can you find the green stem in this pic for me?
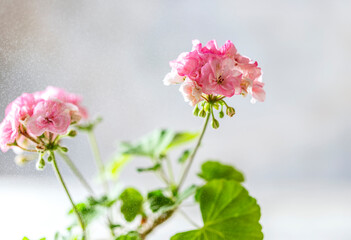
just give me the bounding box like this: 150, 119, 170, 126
87, 131, 115, 237
51, 151, 86, 238
165, 156, 175, 184
87, 131, 109, 193
178, 111, 210, 190
58, 151, 95, 196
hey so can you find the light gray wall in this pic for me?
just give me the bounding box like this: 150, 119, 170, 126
0, 1, 351, 238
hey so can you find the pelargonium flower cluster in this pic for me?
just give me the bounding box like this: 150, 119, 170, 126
164, 39, 266, 106
0, 86, 87, 153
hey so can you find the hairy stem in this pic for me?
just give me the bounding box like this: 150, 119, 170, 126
139, 209, 176, 240
87, 131, 116, 237
58, 151, 95, 196
87, 131, 109, 193
178, 112, 210, 190
51, 151, 86, 238
165, 156, 175, 184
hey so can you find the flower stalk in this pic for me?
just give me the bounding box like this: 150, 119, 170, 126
51, 151, 86, 238
178, 111, 210, 190
58, 151, 95, 196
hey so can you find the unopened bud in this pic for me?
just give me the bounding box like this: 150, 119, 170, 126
226, 107, 235, 117
211, 118, 220, 129
36, 156, 45, 170
67, 130, 77, 137
198, 109, 206, 118
60, 146, 68, 152
219, 111, 224, 118
15, 155, 30, 166
47, 154, 53, 162
193, 105, 200, 116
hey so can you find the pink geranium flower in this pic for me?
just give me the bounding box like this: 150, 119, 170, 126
5, 93, 36, 120
0, 112, 19, 152
163, 69, 185, 86
179, 79, 203, 106
200, 58, 242, 97
164, 39, 265, 105
26, 100, 73, 136
35, 86, 88, 119
170, 51, 203, 81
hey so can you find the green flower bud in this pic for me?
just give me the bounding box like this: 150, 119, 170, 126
193, 104, 200, 116
211, 118, 220, 129
47, 154, 53, 162
226, 107, 236, 117
36, 156, 45, 170
198, 109, 207, 118
219, 111, 224, 118
60, 146, 68, 152
67, 130, 77, 137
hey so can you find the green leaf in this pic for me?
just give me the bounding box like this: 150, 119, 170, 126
118, 129, 175, 158
22, 238, 30, 240
68, 202, 99, 226
147, 190, 175, 212
137, 163, 161, 172
117, 129, 199, 159
178, 149, 191, 163
108, 129, 199, 178
68, 196, 116, 227
107, 154, 131, 179
120, 188, 144, 222
166, 131, 199, 151
198, 160, 245, 182
116, 231, 141, 240
171, 179, 263, 240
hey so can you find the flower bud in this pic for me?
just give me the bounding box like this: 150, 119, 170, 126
226, 107, 235, 117
198, 109, 207, 118
60, 146, 68, 152
36, 156, 45, 170
211, 118, 220, 129
67, 130, 77, 137
193, 104, 200, 116
15, 155, 30, 166
219, 111, 224, 118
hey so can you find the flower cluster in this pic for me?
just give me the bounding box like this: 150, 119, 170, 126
0, 86, 87, 154
164, 39, 265, 106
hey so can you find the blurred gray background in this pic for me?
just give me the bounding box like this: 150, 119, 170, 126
1, 0, 351, 239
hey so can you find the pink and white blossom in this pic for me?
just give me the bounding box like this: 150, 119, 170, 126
163, 69, 185, 86
34, 86, 88, 119
0, 112, 19, 152
200, 58, 242, 97
179, 79, 203, 106
26, 100, 73, 136
5, 93, 36, 120
164, 39, 265, 104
